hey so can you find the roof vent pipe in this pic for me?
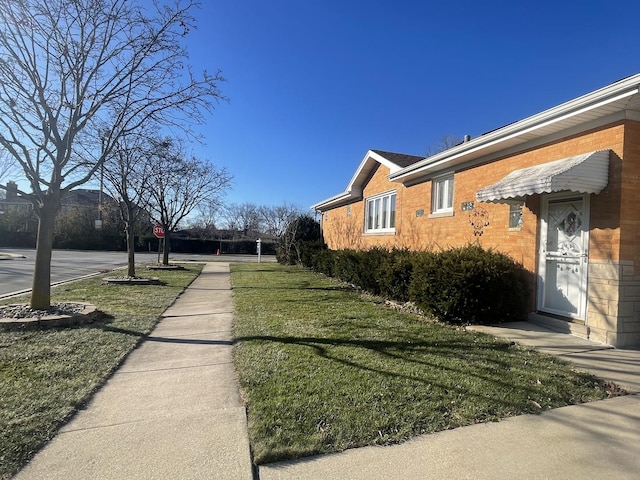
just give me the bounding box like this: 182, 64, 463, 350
464, 134, 471, 142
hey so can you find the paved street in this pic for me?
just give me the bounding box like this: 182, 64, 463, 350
0, 248, 274, 298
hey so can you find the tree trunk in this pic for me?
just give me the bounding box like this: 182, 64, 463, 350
162, 233, 170, 265
30, 202, 58, 310
125, 221, 136, 277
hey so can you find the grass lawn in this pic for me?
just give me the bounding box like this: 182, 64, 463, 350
231, 263, 614, 465
0, 263, 202, 480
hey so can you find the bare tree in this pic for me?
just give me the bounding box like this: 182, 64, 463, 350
0, 0, 225, 309
259, 203, 304, 237
103, 131, 155, 277
146, 137, 232, 265
425, 134, 464, 157
0, 150, 18, 187
223, 202, 262, 237
188, 198, 224, 239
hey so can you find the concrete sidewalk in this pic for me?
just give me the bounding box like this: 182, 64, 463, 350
15, 262, 253, 480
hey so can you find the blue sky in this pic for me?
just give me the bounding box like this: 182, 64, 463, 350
7, 0, 638, 212
184, 0, 639, 210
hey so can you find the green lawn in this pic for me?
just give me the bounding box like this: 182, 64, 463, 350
0, 264, 202, 480
231, 263, 614, 465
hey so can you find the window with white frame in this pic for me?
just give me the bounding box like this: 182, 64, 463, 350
365, 191, 396, 233
432, 174, 454, 214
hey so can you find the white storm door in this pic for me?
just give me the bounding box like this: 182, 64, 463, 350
538, 194, 589, 319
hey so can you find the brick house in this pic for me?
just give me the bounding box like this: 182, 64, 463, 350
312, 74, 640, 348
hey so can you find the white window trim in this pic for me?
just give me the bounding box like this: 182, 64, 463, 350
431, 173, 454, 215
365, 190, 396, 234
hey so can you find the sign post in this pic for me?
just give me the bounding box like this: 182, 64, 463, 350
154, 224, 165, 263
256, 238, 262, 263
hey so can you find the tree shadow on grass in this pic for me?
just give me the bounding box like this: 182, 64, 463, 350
233, 333, 573, 410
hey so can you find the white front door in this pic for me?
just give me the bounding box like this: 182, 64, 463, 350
537, 194, 589, 319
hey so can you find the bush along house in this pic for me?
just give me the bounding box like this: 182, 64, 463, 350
312, 74, 640, 348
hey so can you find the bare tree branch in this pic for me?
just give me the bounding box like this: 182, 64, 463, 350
0, 0, 226, 308
145, 136, 232, 265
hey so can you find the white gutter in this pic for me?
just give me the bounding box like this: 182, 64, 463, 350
390, 75, 640, 183
311, 191, 355, 211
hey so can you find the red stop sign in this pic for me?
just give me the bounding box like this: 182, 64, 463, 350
153, 224, 165, 238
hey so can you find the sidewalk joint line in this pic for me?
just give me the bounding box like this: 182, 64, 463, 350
117, 361, 235, 374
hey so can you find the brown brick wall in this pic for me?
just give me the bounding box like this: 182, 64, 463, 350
321, 121, 631, 272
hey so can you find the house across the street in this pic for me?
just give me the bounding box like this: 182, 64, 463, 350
312, 73, 640, 348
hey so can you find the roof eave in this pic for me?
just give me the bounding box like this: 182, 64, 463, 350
390, 76, 640, 184
312, 149, 409, 211
311, 189, 361, 211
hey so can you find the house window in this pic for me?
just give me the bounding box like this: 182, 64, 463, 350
432, 174, 454, 214
509, 202, 524, 229
347, 205, 351, 217
365, 191, 396, 233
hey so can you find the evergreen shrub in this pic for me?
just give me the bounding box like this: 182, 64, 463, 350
331, 249, 363, 285
310, 247, 335, 276
307, 244, 527, 324
299, 239, 327, 268
357, 246, 387, 294
378, 248, 419, 302
408, 244, 527, 324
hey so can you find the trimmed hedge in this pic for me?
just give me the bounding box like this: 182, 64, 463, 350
409, 245, 527, 324
308, 245, 528, 325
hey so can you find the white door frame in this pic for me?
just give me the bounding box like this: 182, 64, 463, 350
537, 192, 590, 320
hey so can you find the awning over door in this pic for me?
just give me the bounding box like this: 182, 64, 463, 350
476, 150, 610, 203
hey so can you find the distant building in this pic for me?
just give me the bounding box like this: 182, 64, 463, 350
0, 181, 31, 214
61, 188, 108, 213
0, 183, 117, 232
0, 181, 36, 232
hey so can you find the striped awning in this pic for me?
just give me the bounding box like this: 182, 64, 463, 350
476, 150, 610, 203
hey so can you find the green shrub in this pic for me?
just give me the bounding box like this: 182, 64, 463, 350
409, 245, 527, 324
308, 247, 414, 301
310, 247, 335, 276
378, 248, 417, 302
299, 239, 326, 268
305, 244, 527, 325
357, 246, 387, 295
331, 249, 362, 285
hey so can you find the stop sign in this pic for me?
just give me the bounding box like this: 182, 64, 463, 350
153, 224, 165, 238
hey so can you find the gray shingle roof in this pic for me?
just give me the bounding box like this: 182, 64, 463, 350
371, 150, 424, 168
